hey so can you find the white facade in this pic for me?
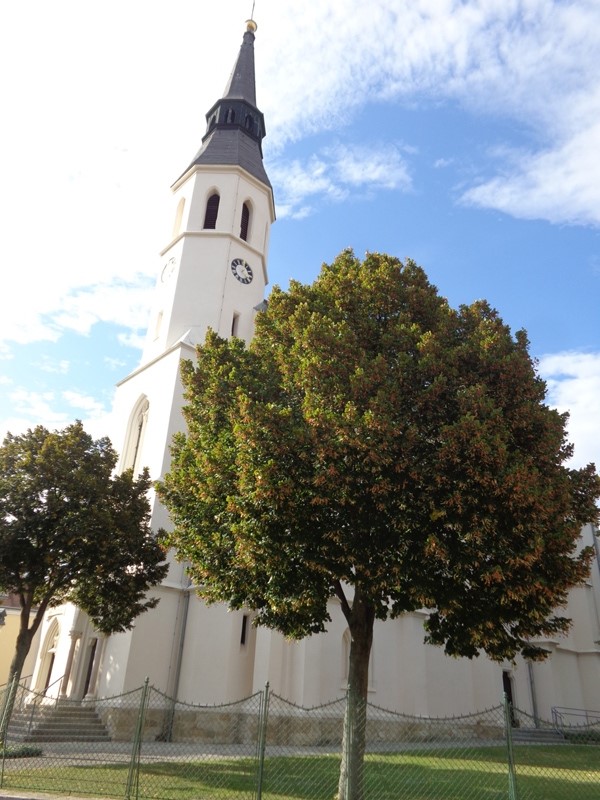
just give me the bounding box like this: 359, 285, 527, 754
29, 23, 600, 722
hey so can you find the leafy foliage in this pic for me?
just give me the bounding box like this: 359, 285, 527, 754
159, 249, 599, 662
0, 421, 168, 679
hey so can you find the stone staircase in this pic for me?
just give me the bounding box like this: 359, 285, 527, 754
511, 726, 565, 745
7, 702, 111, 742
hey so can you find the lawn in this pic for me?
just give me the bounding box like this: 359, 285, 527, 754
2, 744, 598, 800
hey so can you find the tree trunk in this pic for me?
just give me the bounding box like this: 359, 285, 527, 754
1, 597, 48, 743
9, 626, 35, 684
8, 592, 49, 683
1, 623, 33, 745
337, 587, 375, 800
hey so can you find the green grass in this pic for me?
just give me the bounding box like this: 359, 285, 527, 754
2, 745, 599, 800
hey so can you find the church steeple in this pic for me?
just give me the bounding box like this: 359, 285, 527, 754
182, 20, 270, 188
139, 17, 274, 367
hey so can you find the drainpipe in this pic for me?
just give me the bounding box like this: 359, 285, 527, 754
170, 577, 191, 703
159, 574, 191, 742
527, 660, 540, 728
591, 524, 600, 648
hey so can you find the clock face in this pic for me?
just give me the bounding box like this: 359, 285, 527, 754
231, 258, 254, 285
161, 257, 177, 282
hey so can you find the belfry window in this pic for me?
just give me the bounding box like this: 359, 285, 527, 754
240, 202, 251, 241
203, 193, 220, 229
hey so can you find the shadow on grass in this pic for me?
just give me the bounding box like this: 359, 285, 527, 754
3, 746, 599, 800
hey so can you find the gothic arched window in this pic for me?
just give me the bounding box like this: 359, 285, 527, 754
172, 197, 185, 238
240, 201, 251, 241
122, 396, 149, 476
203, 193, 220, 230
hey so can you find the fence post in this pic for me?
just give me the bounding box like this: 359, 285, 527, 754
0, 673, 19, 789
0, 673, 19, 745
344, 684, 351, 800
255, 682, 270, 800
503, 693, 520, 800
125, 678, 150, 800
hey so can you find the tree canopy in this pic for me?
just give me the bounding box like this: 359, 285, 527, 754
158, 250, 599, 800
0, 421, 168, 682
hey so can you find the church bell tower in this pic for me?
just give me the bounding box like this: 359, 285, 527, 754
30, 19, 276, 703
143, 18, 275, 364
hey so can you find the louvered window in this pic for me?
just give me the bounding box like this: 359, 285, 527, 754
240, 202, 250, 241
203, 193, 220, 229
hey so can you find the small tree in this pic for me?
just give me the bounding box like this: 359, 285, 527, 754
0, 421, 168, 684
158, 251, 599, 800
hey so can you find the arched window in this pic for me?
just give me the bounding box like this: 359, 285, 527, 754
122, 396, 149, 476
203, 193, 220, 229
240, 202, 251, 241
154, 311, 163, 341
226, 107, 235, 124
36, 620, 60, 693
172, 197, 185, 238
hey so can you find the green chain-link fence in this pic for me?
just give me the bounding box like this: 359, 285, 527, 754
1, 677, 599, 799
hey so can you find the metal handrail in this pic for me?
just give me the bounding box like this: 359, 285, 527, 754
0, 674, 33, 691
42, 673, 66, 699
552, 705, 600, 727
21, 673, 65, 737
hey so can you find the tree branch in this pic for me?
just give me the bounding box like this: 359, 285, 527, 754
334, 581, 352, 621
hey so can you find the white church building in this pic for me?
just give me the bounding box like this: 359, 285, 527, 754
29, 20, 600, 722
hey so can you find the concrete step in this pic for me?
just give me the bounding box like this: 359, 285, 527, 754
7, 703, 111, 743
511, 727, 565, 744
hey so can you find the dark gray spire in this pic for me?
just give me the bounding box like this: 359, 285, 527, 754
179, 20, 271, 188
223, 27, 257, 105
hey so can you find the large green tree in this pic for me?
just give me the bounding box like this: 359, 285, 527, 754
158, 251, 599, 800
0, 421, 168, 684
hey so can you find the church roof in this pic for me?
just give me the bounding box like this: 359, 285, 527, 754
178, 21, 271, 189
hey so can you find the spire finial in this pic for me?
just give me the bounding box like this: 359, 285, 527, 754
246, 0, 257, 32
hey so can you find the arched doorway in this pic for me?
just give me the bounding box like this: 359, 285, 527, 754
502, 669, 517, 727
36, 620, 60, 695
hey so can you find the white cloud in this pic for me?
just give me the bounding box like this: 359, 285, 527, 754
330, 143, 412, 191
272, 142, 412, 218
104, 356, 128, 371
0, 387, 115, 444
52, 282, 154, 338
62, 390, 106, 416
61, 389, 115, 441
1, 0, 599, 358
462, 119, 600, 225
117, 332, 147, 351
539, 351, 600, 469
259, 2, 600, 225
36, 358, 71, 375
2, 390, 69, 438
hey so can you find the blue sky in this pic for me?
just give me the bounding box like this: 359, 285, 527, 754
1, 0, 599, 469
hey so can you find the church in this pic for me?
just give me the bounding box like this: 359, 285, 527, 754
28, 19, 600, 723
